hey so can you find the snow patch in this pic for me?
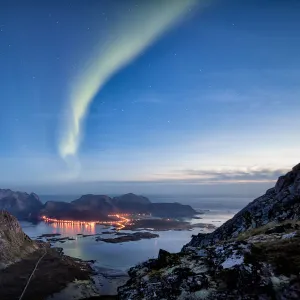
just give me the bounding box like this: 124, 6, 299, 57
221, 255, 244, 269
196, 249, 207, 257
282, 232, 296, 239
215, 246, 224, 253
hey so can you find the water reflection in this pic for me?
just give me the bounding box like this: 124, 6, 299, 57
49, 222, 96, 235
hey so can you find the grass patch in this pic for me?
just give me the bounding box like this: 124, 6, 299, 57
236, 220, 300, 241
236, 222, 277, 241
245, 237, 300, 275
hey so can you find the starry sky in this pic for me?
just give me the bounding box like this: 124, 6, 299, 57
0, 0, 300, 196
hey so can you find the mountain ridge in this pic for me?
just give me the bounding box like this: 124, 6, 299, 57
0, 190, 197, 221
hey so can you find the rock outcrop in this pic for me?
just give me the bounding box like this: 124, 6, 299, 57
0, 189, 43, 221
118, 224, 300, 299
0, 210, 39, 269
0, 211, 96, 300
118, 163, 300, 300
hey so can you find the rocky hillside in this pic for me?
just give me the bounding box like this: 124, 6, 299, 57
119, 222, 300, 299
184, 163, 300, 248
0, 210, 39, 269
0, 189, 43, 221
0, 210, 96, 300
118, 163, 300, 299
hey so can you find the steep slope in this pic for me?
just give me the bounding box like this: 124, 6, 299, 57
0, 189, 43, 221
118, 163, 300, 300
0, 210, 95, 300
0, 210, 39, 269
185, 163, 300, 248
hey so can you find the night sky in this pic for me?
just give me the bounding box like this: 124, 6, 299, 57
0, 0, 299, 195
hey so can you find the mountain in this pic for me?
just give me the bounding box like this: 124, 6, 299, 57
72, 194, 116, 213
0, 189, 197, 221
113, 193, 152, 214
113, 193, 151, 205
0, 210, 39, 269
118, 163, 300, 299
149, 202, 196, 218
40, 200, 113, 221
40, 193, 196, 220
0, 189, 43, 221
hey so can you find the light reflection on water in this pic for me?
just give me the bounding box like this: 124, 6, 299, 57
50, 222, 96, 235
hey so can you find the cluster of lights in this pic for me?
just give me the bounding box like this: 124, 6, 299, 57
41, 214, 131, 230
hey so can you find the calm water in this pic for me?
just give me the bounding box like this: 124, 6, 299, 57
20, 208, 239, 271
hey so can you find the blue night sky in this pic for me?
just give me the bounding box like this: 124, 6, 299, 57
0, 0, 299, 195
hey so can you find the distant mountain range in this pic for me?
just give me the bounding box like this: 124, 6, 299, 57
0, 191, 197, 221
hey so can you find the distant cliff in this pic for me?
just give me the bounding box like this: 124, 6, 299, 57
118, 163, 300, 299
0, 189, 43, 221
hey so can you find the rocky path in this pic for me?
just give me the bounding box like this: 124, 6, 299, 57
19, 248, 47, 300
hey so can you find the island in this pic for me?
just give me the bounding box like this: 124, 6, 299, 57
96, 232, 159, 243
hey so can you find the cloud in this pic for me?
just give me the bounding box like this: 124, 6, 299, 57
170, 167, 289, 183
59, 0, 200, 159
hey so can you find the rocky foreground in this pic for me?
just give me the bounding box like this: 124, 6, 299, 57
0, 210, 40, 269
118, 163, 300, 299
0, 211, 96, 300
